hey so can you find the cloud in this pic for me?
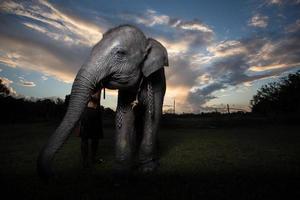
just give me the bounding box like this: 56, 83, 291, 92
0, 0, 110, 85
0, 76, 17, 95
248, 14, 269, 28
186, 31, 300, 112
0, 76, 12, 86
19, 80, 36, 87
267, 0, 284, 5
41, 76, 48, 81
248, 62, 300, 72
171, 19, 213, 34
285, 19, 300, 33
121, 9, 299, 112
187, 83, 226, 111
18, 77, 36, 87
156, 37, 190, 55
170, 19, 215, 48
127, 9, 213, 33
207, 40, 248, 58
0, 0, 103, 46
122, 9, 214, 48
0, 33, 80, 83
22, 22, 76, 45
133, 9, 170, 27
247, 36, 300, 72
265, 0, 300, 5
162, 53, 199, 112
162, 43, 235, 113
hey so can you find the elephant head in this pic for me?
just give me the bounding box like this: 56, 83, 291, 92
37, 25, 152, 179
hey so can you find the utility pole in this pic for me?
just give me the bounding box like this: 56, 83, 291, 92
173, 98, 176, 114
227, 104, 230, 114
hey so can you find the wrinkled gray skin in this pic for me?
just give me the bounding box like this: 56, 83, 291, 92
37, 25, 168, 179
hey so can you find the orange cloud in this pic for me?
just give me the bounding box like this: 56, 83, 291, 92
248, 62, 300, 72
0, 35, 76, 83
207, 40, 248, 58
1, 0, 103, 46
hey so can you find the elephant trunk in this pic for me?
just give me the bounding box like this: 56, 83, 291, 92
37, 66, 104, 180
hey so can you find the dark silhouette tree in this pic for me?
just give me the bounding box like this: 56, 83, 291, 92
0, 79, 11, 95
251, 70, 300, 114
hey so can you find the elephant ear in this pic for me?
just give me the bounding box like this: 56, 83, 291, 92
142, 38, 169, 77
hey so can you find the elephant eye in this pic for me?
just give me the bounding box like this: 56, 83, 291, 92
116, 49, 127, 56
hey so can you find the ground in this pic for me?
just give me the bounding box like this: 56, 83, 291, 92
0, 122, 300, 199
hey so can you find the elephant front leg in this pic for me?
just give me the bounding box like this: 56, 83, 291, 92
114, 90, 137, 174
139, 83, 165, 173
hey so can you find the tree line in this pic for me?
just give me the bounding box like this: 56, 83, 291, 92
250, 70, 300, 115
0, 79, 115, 123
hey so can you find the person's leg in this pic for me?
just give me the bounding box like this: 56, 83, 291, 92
91, 138, 99, 164
81, 138, 89, 168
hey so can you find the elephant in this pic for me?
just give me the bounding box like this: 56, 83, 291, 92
37, 24, 168, 179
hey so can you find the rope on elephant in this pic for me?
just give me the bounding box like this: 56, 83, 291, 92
116, 104, 125, 129
131, 76, 144, 109
148, 81, 154, 119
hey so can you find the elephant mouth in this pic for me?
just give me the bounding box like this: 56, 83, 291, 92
105, 71, 141, 89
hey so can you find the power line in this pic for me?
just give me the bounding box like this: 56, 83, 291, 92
163, 98, 176, 114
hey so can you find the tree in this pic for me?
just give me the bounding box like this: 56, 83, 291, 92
0, 79, 11, 95
251, 70, 300, 114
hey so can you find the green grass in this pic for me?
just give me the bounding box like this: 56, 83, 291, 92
0, 122, 300, 199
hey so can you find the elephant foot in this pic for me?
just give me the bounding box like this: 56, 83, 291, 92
112, 167, 132, 188
92, 157, 104, 165
82, 159, 90, 169
139, 160, 159, 173
113, 160, 133, 179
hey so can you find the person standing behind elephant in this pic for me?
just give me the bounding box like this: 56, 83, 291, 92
79, 91, 103, 168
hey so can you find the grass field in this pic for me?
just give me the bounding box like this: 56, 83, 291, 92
0, 122, 300, 199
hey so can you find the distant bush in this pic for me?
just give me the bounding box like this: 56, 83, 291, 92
250, 71, 300, 114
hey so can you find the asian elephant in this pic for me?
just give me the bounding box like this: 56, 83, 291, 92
37, 25, 168, 179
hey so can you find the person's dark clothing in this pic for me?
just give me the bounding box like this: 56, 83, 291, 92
80, 107, 103, 139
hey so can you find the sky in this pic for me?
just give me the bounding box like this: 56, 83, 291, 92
0, 0, 299, 113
